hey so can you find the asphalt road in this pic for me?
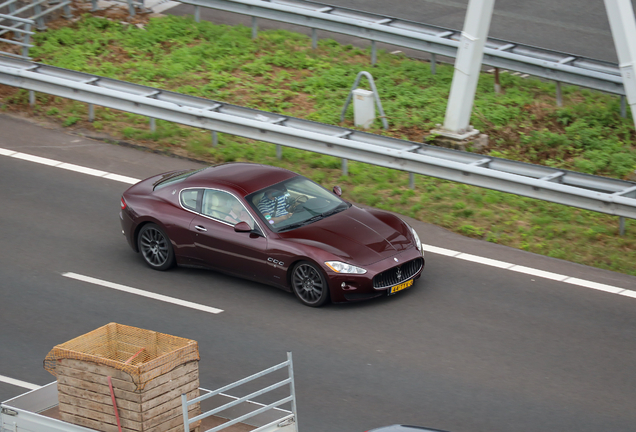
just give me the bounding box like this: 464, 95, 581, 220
164, 0, 636, 63
1, 114, 636, 432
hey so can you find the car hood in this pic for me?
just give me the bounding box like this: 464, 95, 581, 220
281, 206, 412, 265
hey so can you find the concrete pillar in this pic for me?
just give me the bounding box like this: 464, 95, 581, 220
604, 0, 636, 129
443, 0, 496, 134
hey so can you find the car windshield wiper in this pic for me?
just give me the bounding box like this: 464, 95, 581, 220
279, 215, 323, 232
279, 205, 347, 232
319, 204, 348, 219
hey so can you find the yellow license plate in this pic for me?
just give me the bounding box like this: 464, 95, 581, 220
389, 279, 413, 294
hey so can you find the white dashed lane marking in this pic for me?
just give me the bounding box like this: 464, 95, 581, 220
0, 375, 40, 390
62, 273, 224, 314
1, 147, 139, 184
2, 147, 634, 301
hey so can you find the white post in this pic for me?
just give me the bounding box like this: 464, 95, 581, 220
604, 0, 636, 128
443, 0, 496, 134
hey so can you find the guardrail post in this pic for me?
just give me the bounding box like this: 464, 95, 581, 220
29, 91, 35, 107
312, 28, 317, 49
252, 16, 258, 39
371, 40, 377, 66
33, 1, 46, 31
63, 2, 73, 19
620, 216, 626, 236
342, 158, 348, 176
195, 5, 200, 22
276, 144, 282, 160
212, 131, 218, 147
127, 0, 136, 17
430, 53, 437, 75
22, 22, 32, 58
88, 104, 94, 122
409, 173, 415, 189
621, 95, 627, 117
149, 118, 156, 132
556, 81, 563, 107
494, 67, 501, 94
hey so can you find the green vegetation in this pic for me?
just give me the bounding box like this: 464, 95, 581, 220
2, 13, 636, 275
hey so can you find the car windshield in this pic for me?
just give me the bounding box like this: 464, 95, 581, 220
246, 176, 350, 232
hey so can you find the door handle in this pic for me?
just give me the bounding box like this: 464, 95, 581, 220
195, 225, 207, 232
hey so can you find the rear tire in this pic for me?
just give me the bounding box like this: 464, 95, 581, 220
138, 223, 175, 271
291, 261, 330, 307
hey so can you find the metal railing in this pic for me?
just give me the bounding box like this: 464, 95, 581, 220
180, 0, 625, 97
0, 0, 72, 32
181, 353, 298, 432
1, 56, 635, 225
0, 14, 34, 59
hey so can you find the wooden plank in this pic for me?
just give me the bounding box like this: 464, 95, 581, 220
58, 383, 141, 412
140, 370, 199, 402
59, 358, 134, 382
59, 401, 143, 431
58, 393, 143, 422
142, 401, 200, 430
58, 359, 198, 393
142, 362, 198, 392
57, 375, 144, 403
141, 388, 199, 413
57, 374, 197, 404
59, 400, 199, 432
59, 388, 200, 423
60, 410, 137, 432
57, 364, 138, 392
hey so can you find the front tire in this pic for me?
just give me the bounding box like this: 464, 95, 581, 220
137, 223, 175, 271
291, 261, 330, 307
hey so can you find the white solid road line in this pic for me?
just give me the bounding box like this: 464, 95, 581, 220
62, 272, 224, 314
0, 374, 40, 390
2, 147, 634, 302
421, 244, 636, 298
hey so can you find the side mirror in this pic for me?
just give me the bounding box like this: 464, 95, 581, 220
234, 221, 252, 232
333, 185, 342, 197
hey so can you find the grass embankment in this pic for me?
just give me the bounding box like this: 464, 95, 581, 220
1, 11, 636, 275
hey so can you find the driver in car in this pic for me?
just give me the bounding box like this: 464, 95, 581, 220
258, 188, 293, 224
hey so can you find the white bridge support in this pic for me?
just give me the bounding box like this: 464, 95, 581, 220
605, 0, 636, 128
442, 0, 495, 135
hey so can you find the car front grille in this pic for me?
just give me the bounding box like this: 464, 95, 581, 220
373, 257, 424, 289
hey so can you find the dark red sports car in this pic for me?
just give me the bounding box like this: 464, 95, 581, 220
119, 163, 425, 307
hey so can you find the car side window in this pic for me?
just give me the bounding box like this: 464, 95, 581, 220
180, 189, 200, 211
201, 190, 255, 228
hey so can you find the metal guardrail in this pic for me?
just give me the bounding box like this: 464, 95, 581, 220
88, 0, 151, 17
1, 56, 636, 222
0, 14, 34, 59
179, 0, 626, 96
181, 353, 298, 432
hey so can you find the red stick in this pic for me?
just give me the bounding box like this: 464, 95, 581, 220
124, 348, 145, 365
107, 376, 123, 432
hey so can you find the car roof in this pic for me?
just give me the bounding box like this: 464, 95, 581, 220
185, 162, 298, 196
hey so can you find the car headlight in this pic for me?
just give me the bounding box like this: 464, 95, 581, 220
409, 225, 422, 252
325, 261, 367, 274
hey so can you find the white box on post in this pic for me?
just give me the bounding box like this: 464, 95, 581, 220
352, 88, 375, 129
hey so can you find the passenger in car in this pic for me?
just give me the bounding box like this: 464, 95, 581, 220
225, 199, 254, 228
